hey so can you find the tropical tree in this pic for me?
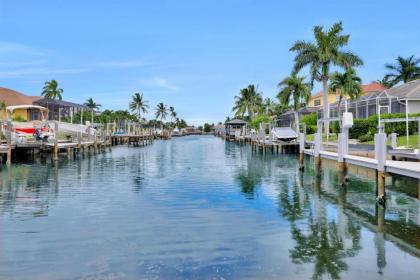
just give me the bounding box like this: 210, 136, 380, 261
129, 92, 149, 121
84, 98, 102, 123
290, 21, 363, 133
375, 77, 393, 89
169, 106, 177, 124
262, 97, 278, 116
155, 102, 167, 130
277, 74, 311, 132
232, 84, 262, 120
41, 80, 63, 100
329, 68, 362, 118
384, 55, 420, 86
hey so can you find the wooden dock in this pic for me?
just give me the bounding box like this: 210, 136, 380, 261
217, 119, 420, 202
304, 149, 420, 179
0, 121, 156, 165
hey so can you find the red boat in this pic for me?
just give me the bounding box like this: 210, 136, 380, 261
15, 126, 49, 135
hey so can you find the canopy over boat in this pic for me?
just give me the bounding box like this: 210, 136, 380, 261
271, 127, 298, 140
6, 105, 48, 121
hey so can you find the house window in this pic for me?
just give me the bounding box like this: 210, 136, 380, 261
314, 99, 321, 106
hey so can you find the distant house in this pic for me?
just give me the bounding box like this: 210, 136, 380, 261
385, 79, 420, 115
214, 124, 225, 136
181, 126, 201, 135
225, 119, 247, 140
307, 82, 386, 109
33, 98, 89, 121
0, 87, 44, 121
277, 107, 319, 127
279, 80, 420, 127
0, 86, 91, 122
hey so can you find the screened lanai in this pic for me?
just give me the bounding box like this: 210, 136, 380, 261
328, 90, 405, 119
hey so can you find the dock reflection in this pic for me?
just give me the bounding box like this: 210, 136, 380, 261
229, 144, 420, 279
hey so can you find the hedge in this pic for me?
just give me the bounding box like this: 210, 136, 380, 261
299, 112, 420, 140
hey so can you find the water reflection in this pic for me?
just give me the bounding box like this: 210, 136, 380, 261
0, 138, 419, 279
228, 142, 419, 279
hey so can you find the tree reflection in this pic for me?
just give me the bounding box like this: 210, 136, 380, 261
278, 171, 311, 222
235, 167, 262, 199
279, 167, 362, 280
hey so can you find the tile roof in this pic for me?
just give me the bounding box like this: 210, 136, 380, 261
309, 82, 386, 99
0, 87, 41, 106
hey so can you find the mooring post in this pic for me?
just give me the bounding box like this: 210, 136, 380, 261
418, 121, 420, 158
299, 132, 305, 171
375, 132, 387, 203
53, 121, 59, 161
94, 131, 98, 154
390, 133, 397, 149
6, 120, 12, 166
87, 125, 91, 142
314, 132, 321, 167
77, 128, 82, 157
337, 132, 348, 186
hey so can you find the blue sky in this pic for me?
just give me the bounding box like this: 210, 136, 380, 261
0, 0, 419, 125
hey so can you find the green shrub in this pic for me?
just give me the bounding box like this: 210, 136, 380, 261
349, 119, 370, 139
249, 114, 272, 129
12, 115, 26, 122
306, 125, 317, 134
330, 121, 341, 135
358, 133, 374, 142
300, 113, 318, 126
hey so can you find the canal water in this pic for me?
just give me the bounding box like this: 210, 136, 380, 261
0, 135, 419, 279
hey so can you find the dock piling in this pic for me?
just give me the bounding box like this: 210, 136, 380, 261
299, 133, 305, 171
375, 132, 387, 203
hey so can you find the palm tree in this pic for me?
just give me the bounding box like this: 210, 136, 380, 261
0, 100, 6, 121
84, 98, 102, 123
155, 102, 168, 130
329, 68, 362, 118
41, 80, 63, 100
129, 92, 149, 121
290, 21, 363, 133
277, 74, 311, 132
384, 55, 420, 86
262, 97, 277, 116
232, 84, 262, 120
169, 106, 177, 124
375, 77, 393, 89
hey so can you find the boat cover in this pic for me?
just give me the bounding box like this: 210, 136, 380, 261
271, 127, 298, 139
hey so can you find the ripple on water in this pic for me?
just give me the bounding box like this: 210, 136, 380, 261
0, 136, 419, 279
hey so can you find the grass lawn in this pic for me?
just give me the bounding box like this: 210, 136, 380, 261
306, 133, 419, 148
306, 134, 338, 142
367, 134, 419, 148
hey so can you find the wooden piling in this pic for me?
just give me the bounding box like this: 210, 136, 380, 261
6, 120, 12, 166
377, 171, 386, 203
53, 121, 59, 161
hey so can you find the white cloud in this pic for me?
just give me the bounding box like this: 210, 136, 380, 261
139, 76, 179, 92
97, 59, 153, 69
0, 41, 158, 80
0, 42, 42, 55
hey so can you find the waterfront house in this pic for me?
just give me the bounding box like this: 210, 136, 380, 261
307, 82, 386, 109
181, 126, 201, 135
214, 124, 225, 136
278, 82, 400, 127
225, 119, 247, 140
33, 98, 90, 122
327, 79, 420, 119
0, 87, 44, 121
277, 107, 319, 127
